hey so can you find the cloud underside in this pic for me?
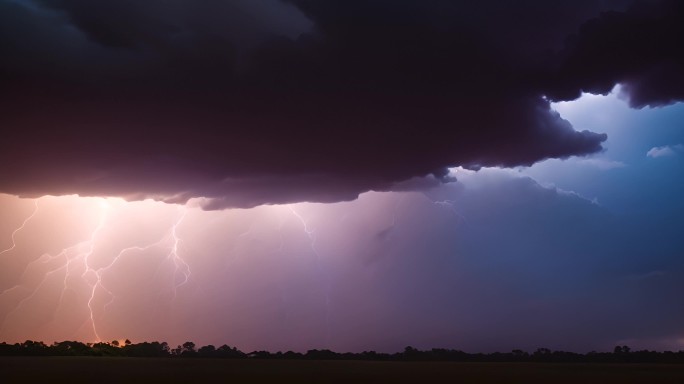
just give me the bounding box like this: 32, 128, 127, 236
1, 0, 683, 208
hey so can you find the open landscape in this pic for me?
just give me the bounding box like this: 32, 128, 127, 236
2, 358, 684, 384
2, 0, 684, 381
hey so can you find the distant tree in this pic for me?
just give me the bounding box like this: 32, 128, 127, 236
305, 349, 339, 360
179, 341, 197, 357
0, 342, 19, 356
4, 338, 684, 363
283, 350, 303, 360
402, 346, 420, 360
535, 348, 551, 355
248, 350, 272, 359
52, 341, 91, 356
91, 342, 121, 356
198, 345, 216, 357
216, 344, 246, 358
20, 340, 48, 356
511, 349, 529, 361
614, 345, 631, 354
122, 341, 170, 357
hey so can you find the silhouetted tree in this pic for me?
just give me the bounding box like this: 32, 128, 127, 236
20, 340, 48, 356
216, 344, 246, 358
282, 350, 303, 360
123, 341, 170, 357
173, 341, 197, 357
0, 342, 17, 356
305, 349, 339, 360
402, 346, 418, 360
248, 350, 272, 359
511, 349, 529, 361
52, 341, 91, 356
198, 344, 216, 357
2, 338, 684, 363
91, 342, 121, 356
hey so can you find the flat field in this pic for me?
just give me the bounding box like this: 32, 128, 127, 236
1, 357, 684, 383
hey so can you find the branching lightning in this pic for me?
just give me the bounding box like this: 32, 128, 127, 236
0, 197, 195, 343
0, 196, 395, 348
428, 196, 470, 226
288, 206, 319, 257
432, 199, 458, 214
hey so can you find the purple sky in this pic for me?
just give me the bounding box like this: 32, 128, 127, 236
1, 0, 684, 353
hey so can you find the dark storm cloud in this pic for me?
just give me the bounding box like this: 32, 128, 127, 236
0, 0, 680, 207
545, 0, 684, 107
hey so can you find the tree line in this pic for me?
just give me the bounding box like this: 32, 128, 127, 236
1, 340, 683, 363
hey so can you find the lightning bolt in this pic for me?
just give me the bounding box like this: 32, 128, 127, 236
0, 199, 45, 302
432, 199, 457, 211
0, 252, 68, 317
288, 206, 318, 257
0, 199, 109, 340
81, 200, 112, 342
0, 198, 197, 343
148, 205, 195, 303
288, 205, 331, 347
0, 200, 39, 257
428, 196, 470, 226
167, 207, 191, 299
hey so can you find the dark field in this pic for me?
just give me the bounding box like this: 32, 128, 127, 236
2, 357, 684, 383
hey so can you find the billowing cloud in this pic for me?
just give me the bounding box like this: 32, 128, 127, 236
647, 144, 683, 158
545, 0, 684, 107
1, 0, 682, 207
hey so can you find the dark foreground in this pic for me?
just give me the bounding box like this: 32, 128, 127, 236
2, 357, 684, 383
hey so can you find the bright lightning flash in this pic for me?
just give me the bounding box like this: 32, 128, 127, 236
0, 196, 195, 343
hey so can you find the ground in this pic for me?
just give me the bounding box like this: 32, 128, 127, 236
2, 357, 684, 383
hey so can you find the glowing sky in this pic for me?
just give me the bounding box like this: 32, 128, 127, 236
2, 89, 684, 352
1, 0, 684, 353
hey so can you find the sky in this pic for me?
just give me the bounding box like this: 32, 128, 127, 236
0, 0, 683, 353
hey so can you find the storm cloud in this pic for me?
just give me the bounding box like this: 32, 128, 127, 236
1, 0, 682, 207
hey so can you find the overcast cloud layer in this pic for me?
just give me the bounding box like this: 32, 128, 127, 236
1, 0, 683, 207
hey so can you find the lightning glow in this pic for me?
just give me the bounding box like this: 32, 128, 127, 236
428, 197, 470, 226
83, 200, 111, 341
288, 205, 332, 346
288, 205, 319, 257
0, 196, 199, 344
166, 207, 191, 299
0, 193, 421, 349
0, 200, 38, 257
